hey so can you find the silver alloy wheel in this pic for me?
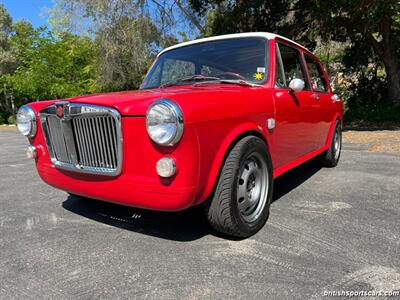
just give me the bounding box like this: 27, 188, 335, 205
237, 152, 268, 223
333, 127, 342, 161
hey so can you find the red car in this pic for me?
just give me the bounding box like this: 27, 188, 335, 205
17, 33, 343, 238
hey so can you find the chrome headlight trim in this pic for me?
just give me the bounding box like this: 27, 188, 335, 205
17, 105, 37, 138
146, 99, 184, 146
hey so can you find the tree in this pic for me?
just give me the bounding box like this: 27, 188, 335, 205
189, 0, 400, 107
0, 4, 16, 75
9, 26, 99, 102
304, 0, 400, 107
0, 7, 99, 113
48, 0, 204, 90
188, 0, 317, 47
0, 4, 17, 115
96, 16, 160, 90
49, 0, 171, 90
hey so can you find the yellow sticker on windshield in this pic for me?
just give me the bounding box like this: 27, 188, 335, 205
254, 72, 264, 81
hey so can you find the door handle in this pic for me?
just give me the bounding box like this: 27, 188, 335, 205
312, 93, 320, 100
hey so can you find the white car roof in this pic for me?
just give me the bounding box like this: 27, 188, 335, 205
157, 32, 309, 56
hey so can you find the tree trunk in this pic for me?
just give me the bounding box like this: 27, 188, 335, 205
381, 18, 400, 107
383, 57, 400, 107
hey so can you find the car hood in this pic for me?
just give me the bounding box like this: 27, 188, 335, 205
67, 89, 164, 116
64, 85, 263, 119
28, 84, 272, 124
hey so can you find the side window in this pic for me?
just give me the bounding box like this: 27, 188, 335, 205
276, 43, 310, 90
305, 55, 328, 93
275, 45, 286, 88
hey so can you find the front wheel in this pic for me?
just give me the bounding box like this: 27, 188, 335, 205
320, 120, 342, 167
204, 136, 273, 238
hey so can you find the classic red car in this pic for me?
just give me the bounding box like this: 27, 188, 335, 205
17, 33, 343, 237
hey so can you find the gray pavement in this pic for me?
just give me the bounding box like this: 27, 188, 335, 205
0, 130, 399, 299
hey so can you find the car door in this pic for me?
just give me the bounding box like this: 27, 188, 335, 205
304, 54, 332, 148
272, 42, 316, 168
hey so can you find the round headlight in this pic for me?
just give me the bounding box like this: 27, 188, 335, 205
17, 105, 37, 138
146, 99, 184, 146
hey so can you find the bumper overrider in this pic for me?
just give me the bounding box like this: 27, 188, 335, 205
19, 101, 200, 211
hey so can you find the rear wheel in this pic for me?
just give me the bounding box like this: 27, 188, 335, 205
321, 120, 342, 167
204, 136, 273, 238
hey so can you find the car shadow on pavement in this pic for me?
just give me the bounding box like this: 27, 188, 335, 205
272, 157, 322, 203
62, 195, 212, 242
62, 157, 322, 241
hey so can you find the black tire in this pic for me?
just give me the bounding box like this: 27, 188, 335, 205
320, 120, 342, 167
204, 136, 273, 238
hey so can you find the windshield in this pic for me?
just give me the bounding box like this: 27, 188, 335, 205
140, 37, 269, 89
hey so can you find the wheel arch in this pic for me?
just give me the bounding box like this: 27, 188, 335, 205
197, 123, 271, 204
324, 113, 343, 147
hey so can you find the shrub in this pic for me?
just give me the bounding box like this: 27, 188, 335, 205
0, 114, 6, 125
7, 115, 16, 124
341, 71, 400, 123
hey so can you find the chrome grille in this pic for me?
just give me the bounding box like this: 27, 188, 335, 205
40, 103, 122, 176
72, 116, 118, 169
47, 116, 72, 164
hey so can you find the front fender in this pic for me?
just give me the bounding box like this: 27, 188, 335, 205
194, 116, 272, 204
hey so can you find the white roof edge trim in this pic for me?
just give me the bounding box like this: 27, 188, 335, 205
157, 32, 309, 57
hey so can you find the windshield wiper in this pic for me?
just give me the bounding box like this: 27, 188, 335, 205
159, 75, 222, 88
159, 75, 264, 89
194, 79, 265, 88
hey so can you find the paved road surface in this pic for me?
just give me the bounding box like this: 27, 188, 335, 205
1, 131, 399, 299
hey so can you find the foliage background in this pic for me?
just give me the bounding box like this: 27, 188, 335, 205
1, 0, 399, 124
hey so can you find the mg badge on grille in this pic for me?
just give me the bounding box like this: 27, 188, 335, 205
56, 105, 64, 118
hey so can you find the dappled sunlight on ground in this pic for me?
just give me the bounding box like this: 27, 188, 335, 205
343, 130, 400, 153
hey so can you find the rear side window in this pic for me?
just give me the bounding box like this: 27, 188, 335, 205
275, 43, 310, 90
305, 55, 329, 93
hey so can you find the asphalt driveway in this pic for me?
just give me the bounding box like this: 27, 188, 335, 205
0, 130, 399, 299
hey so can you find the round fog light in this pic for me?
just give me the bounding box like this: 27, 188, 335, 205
26, 145, 37, 159
156, 157, 176, 178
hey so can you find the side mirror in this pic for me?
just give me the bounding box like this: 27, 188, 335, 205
288, 78, 305, 93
